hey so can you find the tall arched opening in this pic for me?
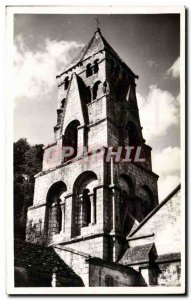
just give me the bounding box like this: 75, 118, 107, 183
62, 120, 80, 162
118, 174, 135, 235
137, 185, 154, 219
45, 181, 67, 243
72, 171, 98, 236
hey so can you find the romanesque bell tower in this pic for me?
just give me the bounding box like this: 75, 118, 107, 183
26, 28, 159, 262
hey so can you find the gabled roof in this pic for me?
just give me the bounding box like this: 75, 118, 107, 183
14, 240, 84, 286
59, 28, 134, 75
119, 243, 157, 266
156, 252, 181, 263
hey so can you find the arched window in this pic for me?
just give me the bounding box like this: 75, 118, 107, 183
93, 59, 99, 74
45, 181, 67, 243
118, 174, 135, 235
61, 98, 66, 108
105, 275, 114, 286
64, 76, 69, 90
86, 63, 92, 77
102, 81, 110, 94
137, 186, 153, 219
92, 81, 101, 100
62, 120, 80, 162
73, 171, 98, 236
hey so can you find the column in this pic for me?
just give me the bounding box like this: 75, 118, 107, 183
110, 156, 116, 233
60, 202, 65, 232
93, 184, 105, 230
89, 192, 96, 224
77, 125, 87, 156
64, 193, 74, 238
79, 194, 84, 227
109, 184, 116, 234
110, 185, 121, 233
112, 190, 116, 233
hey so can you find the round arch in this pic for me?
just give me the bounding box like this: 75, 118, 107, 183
118, 174, 135, 235
137, 185, 154, 218
45, 181, 67, 243
46, 181, 67, 204
72, 171, 98, 236
86, 63, 92, 77
105, 275, 114, 286
62, 120, 80, 162
73, 171, 98, 195
93, 59, 99, 74
92, 81, 101, 100
118, 174, 135, 196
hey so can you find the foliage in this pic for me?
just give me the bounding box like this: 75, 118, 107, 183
14, 138, 43, 239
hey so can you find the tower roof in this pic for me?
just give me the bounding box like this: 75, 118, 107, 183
59, 28, 135, 76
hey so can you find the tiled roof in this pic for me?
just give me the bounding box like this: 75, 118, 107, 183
62, 28, 134, 75
119, 243, 156, 266
14, 240, 84, 286
156, 252, 181, 263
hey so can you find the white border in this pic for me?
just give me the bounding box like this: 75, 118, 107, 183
5, 5, 186, 296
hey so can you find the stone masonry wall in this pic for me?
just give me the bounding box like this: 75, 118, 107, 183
89, 263, 145, 286
61, 74, 86, 135
43, 140, 62, 171
57, 51, 106, 110
115, 161, 159, 206
157, 261, 181, 286
88, 118, 108, 150
32, 154, 104, 207
54, 246, 90, 286
129, 190, 181, 256
102, 160, 159, 234
59, 236, 107, 259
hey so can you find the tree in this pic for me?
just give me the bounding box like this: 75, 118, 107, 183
14, 139, 43, 239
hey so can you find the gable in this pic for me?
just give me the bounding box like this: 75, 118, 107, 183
62, 73, 86, 134
119, 243, 157, 266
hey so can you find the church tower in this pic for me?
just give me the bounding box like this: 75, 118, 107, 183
26, 28, 159, 262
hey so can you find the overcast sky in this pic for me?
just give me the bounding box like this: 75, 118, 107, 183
14, 13, 181, 200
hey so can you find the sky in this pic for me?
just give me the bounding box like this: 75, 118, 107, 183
14, 13, 181, 201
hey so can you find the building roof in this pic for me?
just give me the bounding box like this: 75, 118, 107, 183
14, 240, 84, 286
58, 28, 135, 76
156, 252, 181, 263
119, 243, 156, 266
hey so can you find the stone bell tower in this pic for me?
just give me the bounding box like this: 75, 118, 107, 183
26, 28, 159, 262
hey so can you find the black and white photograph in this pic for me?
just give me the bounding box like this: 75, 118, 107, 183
6, 5, 185, 294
